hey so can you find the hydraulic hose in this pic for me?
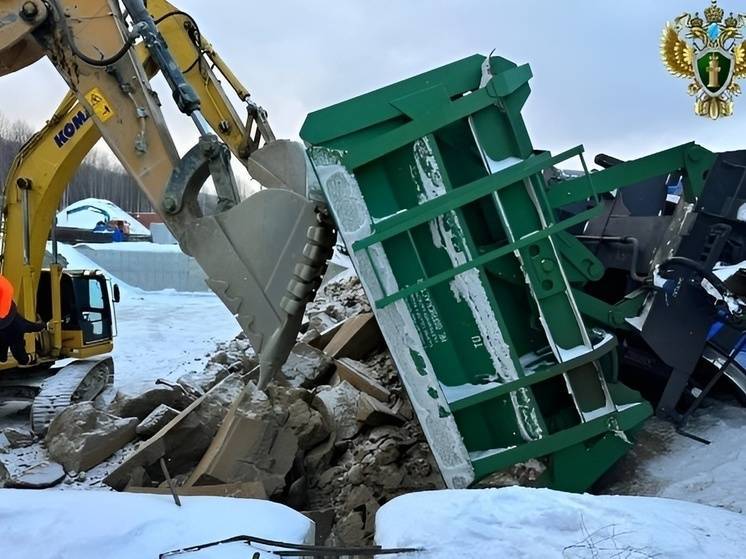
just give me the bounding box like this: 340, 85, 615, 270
49, 0, 135, 67
659, 256, 731, 299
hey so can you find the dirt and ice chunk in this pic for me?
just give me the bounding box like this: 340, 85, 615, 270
108, 384, 193, 420
104, 373, 246, 489
2, 427, 34, 449
45, 402, 138, 473
188, 384, 298, 496
135, 404, 180, 438
315, 381, 365, 440
281, 343, 335, 388
8, 462, 65, 489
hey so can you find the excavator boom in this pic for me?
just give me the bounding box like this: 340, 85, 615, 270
0, 0, 332, 384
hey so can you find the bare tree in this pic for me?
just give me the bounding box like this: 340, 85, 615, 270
0, 110, 152, 213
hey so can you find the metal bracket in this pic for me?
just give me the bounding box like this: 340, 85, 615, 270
162, 134, 239, 217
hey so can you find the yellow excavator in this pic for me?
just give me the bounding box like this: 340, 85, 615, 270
0, 0, 333, 431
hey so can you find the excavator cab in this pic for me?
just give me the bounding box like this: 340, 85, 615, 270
0, 267, 118, 434
35, 269, 116, 359
63, 271, 115, 348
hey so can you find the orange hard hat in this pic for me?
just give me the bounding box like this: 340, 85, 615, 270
0, 275, 13, 319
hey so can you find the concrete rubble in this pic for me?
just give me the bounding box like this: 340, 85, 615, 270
135, 404, 180, 438
104, 373, 246, 490
46, 402, 138, 473
3, 427, 35, 449
8, 461, 65, 489
0, 274, 445, 544
281, 343, 335, 388
186, 383, 301, 496
109, 384, 193, 420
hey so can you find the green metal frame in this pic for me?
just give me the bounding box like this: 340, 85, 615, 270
302, 54, 661, 491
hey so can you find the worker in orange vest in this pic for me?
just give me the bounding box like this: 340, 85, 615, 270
0, 275, 45, 365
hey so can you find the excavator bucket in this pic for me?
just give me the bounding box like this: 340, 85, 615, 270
301, 54, 651, 491
164, 139, 334, 388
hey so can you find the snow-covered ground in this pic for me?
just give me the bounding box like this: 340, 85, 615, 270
57, 198, 150, 236
0, 489, 313, 559
112, 289, 239, 391
604, 402, 746, 514
55, 242, 240, 391
376, 487, 746, 558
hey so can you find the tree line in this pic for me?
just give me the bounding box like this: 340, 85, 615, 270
0, 113, 248, 216
0, 114, 153, 213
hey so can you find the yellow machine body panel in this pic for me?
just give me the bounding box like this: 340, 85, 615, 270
0, 0, 274, 372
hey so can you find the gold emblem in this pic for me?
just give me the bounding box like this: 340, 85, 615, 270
661, 0, 746, 119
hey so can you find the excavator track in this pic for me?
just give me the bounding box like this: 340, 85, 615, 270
31, 357, 114, 435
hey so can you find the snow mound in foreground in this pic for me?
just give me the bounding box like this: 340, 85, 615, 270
376, 487, 746, 558
57, 198, 150, 236
0, 490, 312, 559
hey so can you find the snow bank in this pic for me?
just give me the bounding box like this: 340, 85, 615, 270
57, 198, 150, 236
0, 489, 313, 559
50, 241, 128, 287
375, 487, 746, 558
78, 241, 184, 253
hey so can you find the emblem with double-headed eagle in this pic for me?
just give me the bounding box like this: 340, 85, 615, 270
661, 0, 746, 119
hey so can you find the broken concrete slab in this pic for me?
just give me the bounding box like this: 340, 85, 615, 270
322, 313, 382, 360
108, 384, 193, 420
315, 381, 364, 440
104, 373, 245, 490
3, 427, 34, 449
186, 383, 298, 497
8, 462, 65, 489
281, 343, 335, 389
335, 358, 390, 402
125, 480, 267, 499
46, 402, 138, 473
267, 386, 330, 451
285, 398, 330, 451
136, 404, 180, 438
308, 320, 347, 351
356, 394, 405, 427
308, 312, 339, 335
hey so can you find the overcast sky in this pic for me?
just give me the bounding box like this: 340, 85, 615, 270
2, 0, 744, 171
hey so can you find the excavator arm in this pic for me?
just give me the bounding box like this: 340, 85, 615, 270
0, 0, 333, 384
